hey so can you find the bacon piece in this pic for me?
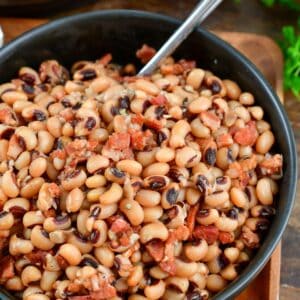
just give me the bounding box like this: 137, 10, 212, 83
110, 218, 131, 233
216, 133, 233, 148
131, 113, 144, 126
150, 95, 167, 106
259, 154, 283, 175
240, 154, 258, 171
48, 182, 61, 197
56, 254, 69, 269
107, 132, 131, 150
144, 118, 163, 131
90, 282, 117, 299
136, 44, 156, 64
187, 204, 199, 237
233, 121, 258, 146
146, 239, 165, 262
129, 129, 153, 150
51, 149, 66, 160
219, 231, 235, 244
241, 226, 260, 249
25, 250, 49, 265
200, 111, 221, 131
0, 256, 14, 282
160, 63, 184, 75
98, 53, 113, 66
193, 225, 219, 245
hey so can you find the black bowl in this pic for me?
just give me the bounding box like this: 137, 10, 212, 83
0, 10, 297, 300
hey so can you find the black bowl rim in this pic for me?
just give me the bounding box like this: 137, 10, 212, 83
0, 9, 297, 300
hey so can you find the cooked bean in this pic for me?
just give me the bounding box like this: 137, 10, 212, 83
87, 154, 110, 173
30, 225, 54, 250
29, 157, 47, 177
155, 147, 175, 163
223, 79, 241, 100
256, 130, 275, 154
175, 146, 201, 168
143, 162, 170, 177
140, 222, 168, 243
169, 120, 191, 148
143, 206, 164, 223
136, 189, 161, 207
175, 259, 198, 277
144, 280, 166, 300
256, 178, 273, 205
99, 183, 123, 204
205, 191, 229, 207
21, 266, 41, 286
184, 239, 208, 261
66, 187, 84, 213
117, 159, 143, 176
58, 243, 82, 266
120, 199, 144, 226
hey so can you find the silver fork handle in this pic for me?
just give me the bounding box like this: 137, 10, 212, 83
138, 0, 223, 76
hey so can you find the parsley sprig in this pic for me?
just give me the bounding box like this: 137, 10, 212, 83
260, 0, 300, 11
280, 22, 300, 97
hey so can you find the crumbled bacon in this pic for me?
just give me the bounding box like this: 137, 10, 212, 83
193, 225, 219, 245
241, 226, 260, 249
150, 95, 167, 106
219, 231, 235, 244
136, 44, 156, 64
259, 154, 283, 175
200, 111, 221, 131
234, 121, 258, 146
129, 129, 153, 150
25, 250, 50, 265
110, 218, 131, 233
216, 133, 233, 148
107, 132, 131, 150
160, 63, 184, 75
187, 204, 199, 238
56, 254, 69, 269
146, 239, 165, 262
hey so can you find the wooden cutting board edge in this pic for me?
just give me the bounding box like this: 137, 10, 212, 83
0, 18, 283, 300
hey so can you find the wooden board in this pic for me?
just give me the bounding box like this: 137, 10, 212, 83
0, 18, 284, 300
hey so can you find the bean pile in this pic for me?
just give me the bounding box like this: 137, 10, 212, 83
0, 45, 283, 300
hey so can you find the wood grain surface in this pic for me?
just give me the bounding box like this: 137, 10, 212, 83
0, 0, 300, 300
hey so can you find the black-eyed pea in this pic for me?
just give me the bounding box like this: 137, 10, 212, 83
46, 116, 62, 138
168, 105, 182, 119
30, 225, 55, 250
224, 247, 240, 263
256, 177, 273, 205
67, 232, 93, 254
44, 215, 71, 232
175, 146, 201, 168
161, 183, 180, 209
99, 183, 123, 205
166, 205, 187, 229
86, 187, 106, 202
186, 188, 201, 205
53, 280, 71, 299
89, 128, 109, 142
230, 187, 249, 208
1, 170, 19, 197
239, 92, 255, 105
256, 120, 271, 134
206, 274, 227, 292
143, 162, 170, 178
104, 167, 126, 184
202, 244, 221, 262
220, 264, 238, 281
9, 234, 34, 255
25, 294, 50, 300
215, 215, 239, 232
101, 99, 119, 123
22, 286, 43, 299
23, 211, 45, 227
29, 157, 47, 177
191, 118, 210, 138
169, 120, 191, 148
162, 289, 185, 300
90, 76, 112, 93
46, 162, 59, 181
135, 79, 159, 95
0, 211, 14, 230
21, 265, 42, 286
97, 203, 118, 219
49, 230, 67, 244
136, 148, 158, 167
215, 176, 231, 192
94, 246, 115, 268
3, 197, 30, 213
116, 160, 143, 176
205, 191, 229, 207
2, 90, 28, 105
61, 169, 87, 191
28, 120, 47, 132
120, 199, 144, 226
58, 243, 82, 266
184, 239, 208, 261
256, 130, 275, 154
0, 187, 7, 206
174, 259, 198, 277
238, 145, 253, 159
188, 273, 206, 290
14, 151, 30, 170
21, 177, 45, 198
250, 205, 276, 218
5, 276, 24, 291
144, 280, 166, 300
0, 140, 9, 162
127, 264, 144, 287
140, 222, 168, 243
248, 106, 264, 120
149, 266, 169, 280
65, 266, 80, 281
40, 270, 61, 291
216, 147, 231, 170
62, 122, 74, 137
165, 277, 189, 294
89, 220, 108, 247
136, 189, 161, 207
186, 68, 205, 89
66, 188, 84, 213
0, 83, 16, 97
223, 80, 241, 100
19, 66, 41, 85
143, 206, 164, 223
85, 174, 106, 188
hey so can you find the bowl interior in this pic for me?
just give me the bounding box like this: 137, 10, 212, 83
0, 10, 297, 300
